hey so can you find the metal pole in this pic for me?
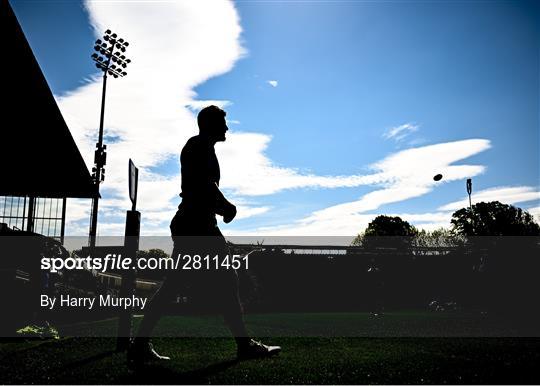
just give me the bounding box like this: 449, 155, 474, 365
98, 69, 109, 145
89, 57, 110, 248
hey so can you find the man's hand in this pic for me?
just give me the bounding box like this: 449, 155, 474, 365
223, 201, 237, 223
212, 182, 236, 223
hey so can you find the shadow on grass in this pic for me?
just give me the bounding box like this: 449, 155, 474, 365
61, 349, 117, 370
120, 359, 239, 384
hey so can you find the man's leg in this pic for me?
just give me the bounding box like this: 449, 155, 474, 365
206, 234, 249, 343
135, 276, 178, 339
211, 241, 281, 359
130, 246, 183, 362
219, 268, 249, 345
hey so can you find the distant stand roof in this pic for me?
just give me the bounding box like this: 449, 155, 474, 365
1, 0, 96, 198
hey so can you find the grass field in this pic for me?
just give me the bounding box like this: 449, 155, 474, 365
1, 312, 539, 384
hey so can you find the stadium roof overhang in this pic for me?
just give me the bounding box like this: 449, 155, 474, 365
1, 0, 96, 199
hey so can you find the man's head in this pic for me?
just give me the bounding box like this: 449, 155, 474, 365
197, 105, 228, 142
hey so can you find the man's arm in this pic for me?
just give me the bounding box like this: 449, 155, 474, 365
212, 182, 236, 223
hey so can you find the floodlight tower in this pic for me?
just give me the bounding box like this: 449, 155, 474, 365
466, 178, 473, 212
88, 29, 131, 248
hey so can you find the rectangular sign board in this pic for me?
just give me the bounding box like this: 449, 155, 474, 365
128, 158, 138, 210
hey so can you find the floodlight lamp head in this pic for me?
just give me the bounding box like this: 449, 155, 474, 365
466, 178, 472, 195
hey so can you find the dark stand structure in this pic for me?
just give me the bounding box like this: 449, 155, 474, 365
1, 0, 95, 239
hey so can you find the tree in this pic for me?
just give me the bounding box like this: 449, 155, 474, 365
413, 227, 466, 248
136, 249, 170, 280
352, 215, 418, 249
451, 201, 540, 236
136, 248, 169, 260
364, 215, 418, 237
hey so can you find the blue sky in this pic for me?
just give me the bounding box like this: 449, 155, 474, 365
11, 0, 539, 237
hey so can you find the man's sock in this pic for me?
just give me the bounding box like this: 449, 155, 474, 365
235, 336, 251, 349
132, 336, 150, 348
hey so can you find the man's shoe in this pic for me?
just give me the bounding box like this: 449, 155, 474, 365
127, 341, 170, 366
237, 339, 281, 360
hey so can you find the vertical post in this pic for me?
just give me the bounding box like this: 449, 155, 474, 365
467, 178, 473, 212
60, 197, 67, 245
21, 196, 26, 231
466, 178, 475, 236
116, 210, 140, 351
116, 159, 140, 351
26, 196, 34, 233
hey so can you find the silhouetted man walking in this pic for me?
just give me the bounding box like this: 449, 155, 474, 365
129, 105, 280, 364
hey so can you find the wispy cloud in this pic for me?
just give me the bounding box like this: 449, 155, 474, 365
219, 137, 488, 197
438, 186, 540, 211
526, 206, 540, 222
267, 80, 278, 87
234, 139, 491, 235
383, 123, 419, 142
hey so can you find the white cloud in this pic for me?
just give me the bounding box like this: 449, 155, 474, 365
247, 182, 540, 237
221, 138, 489, 198
217, 132, 385, 196
438, 186, 540, 211
58, 1, 245, 235
53, 2, 510, 240
267, 80, 278, 87
233, 139, 491, 235
62, 1, 379, 236
186, 100, 232, 111
233, 205, 270, 220
526, 206, 540, 222
383, 123, 419, 142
